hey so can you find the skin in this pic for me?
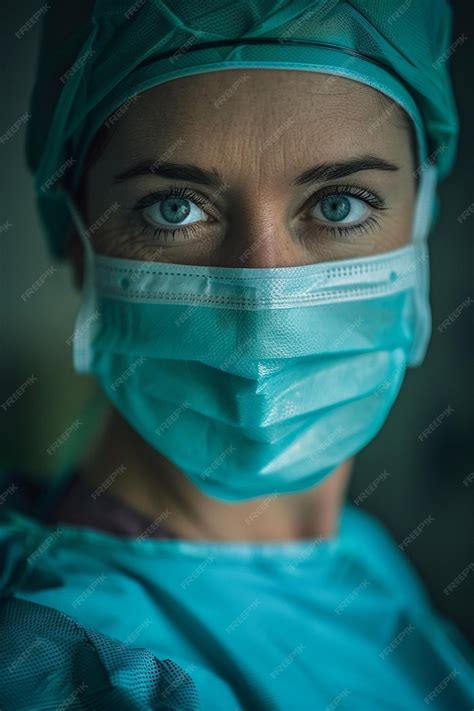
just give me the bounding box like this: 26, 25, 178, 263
70, 70, 417, 541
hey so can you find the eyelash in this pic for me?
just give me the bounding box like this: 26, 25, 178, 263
130, 183, 387, 242
130, 185, 210, 243
307, 184, 386, 238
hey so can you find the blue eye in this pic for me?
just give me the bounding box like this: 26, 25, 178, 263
132, 183, 386, 245
144, 195, 207, 228
311, 193, 369, 225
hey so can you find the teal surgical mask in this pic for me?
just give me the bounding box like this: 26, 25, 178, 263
67, 167, 436, 501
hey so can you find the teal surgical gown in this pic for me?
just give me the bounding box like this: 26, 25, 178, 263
1, 476, 473, 710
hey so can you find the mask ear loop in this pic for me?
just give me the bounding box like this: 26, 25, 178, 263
408, 163, 437, 366
65, 193, 99, 373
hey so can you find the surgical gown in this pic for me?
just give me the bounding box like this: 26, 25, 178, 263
0, 469, 473, 710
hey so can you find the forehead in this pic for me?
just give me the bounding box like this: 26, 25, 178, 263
94, 69, 411, 177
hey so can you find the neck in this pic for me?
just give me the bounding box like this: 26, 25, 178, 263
81, 406, 353, 542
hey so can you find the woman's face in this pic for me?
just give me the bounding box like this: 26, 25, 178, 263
79, 69, 417, 268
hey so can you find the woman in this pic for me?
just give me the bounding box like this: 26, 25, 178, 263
1, 1, 473, 709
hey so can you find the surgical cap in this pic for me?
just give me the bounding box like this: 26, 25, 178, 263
26, 0, 459, 260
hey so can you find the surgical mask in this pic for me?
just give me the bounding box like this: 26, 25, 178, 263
67, 167, 436, 501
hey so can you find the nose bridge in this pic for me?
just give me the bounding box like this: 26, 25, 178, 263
223, 189, 305, 268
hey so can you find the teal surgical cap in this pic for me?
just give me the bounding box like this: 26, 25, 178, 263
26, 0, 459, 260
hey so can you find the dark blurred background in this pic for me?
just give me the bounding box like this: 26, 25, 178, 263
1, 2, 473, 643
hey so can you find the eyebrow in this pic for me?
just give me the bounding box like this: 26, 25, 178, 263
114, 161, 224, 186
293, 155, 399, 185
113, 154, 399, 187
